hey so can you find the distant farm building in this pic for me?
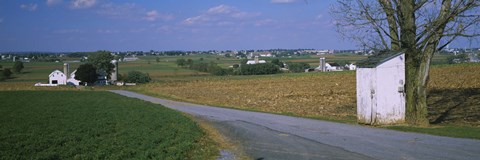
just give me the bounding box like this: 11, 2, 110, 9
356, 51, 405, 125
40, 61, 119, 87
49, 70, 67, 85
325, 62, 343, 71
345, 64, 357, 70
246, 56, 266, 65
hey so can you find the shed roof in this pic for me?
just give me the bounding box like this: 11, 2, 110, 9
357, 51, 404, 68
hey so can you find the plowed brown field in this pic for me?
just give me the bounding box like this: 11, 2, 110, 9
124, 63, 480, 125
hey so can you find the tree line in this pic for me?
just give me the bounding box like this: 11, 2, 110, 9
176, 58, 313, 76
0, 61, 24, 81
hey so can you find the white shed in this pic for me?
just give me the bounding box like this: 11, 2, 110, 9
49, 70, 67, 85
356, 51, 405, 125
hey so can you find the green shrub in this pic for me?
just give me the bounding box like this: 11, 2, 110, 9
239, 63, 280, 75
13, 61, 24, 73
125, 71, 151, 83
287, 62, 310, 73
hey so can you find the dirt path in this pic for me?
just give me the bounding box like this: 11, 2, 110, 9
110, 90, 480, 160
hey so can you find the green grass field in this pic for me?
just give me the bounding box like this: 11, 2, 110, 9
0, 91, 217, 159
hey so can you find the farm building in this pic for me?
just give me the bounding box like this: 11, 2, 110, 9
356, 51, 405, 125
45, 61, 118, 86
49, 70, 67, 85
246, 56, 266, 65
325, 62, 343, 71
67, 70, 80, 86
345, 64, 357, 70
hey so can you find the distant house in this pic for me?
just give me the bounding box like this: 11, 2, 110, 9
356, 51, 405, 125
95, 70, 109, 86
49, 70, 67, 85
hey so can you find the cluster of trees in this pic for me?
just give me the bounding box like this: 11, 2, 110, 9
123, 71, 151, 83
175, 58, 230, 76
0, 65, 12, 81
0, 61, 24, 81
447, 53, 470, 64
176, 58, 283, 76
237, 63, 281, 75
286, 62, 310, 73
75, 51, 152, 85
75, 51, 115, 85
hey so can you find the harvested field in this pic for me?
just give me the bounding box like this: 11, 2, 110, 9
132, 63, 480, 125
134, 72, 358, 121
427, 64, 480, 125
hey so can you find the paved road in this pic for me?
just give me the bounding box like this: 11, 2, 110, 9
110, 90, 480, 160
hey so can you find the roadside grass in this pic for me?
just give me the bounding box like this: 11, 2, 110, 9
384, 125, 480, 140
0, 91, 218, 159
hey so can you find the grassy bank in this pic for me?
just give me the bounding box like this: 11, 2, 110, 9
0, 91, 217, 159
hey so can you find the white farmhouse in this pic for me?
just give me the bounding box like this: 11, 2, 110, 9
49, 70, 67, 85
356, 51, 405, 125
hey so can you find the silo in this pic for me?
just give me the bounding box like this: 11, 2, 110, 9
63, 63, 69, 77
111, 60, 118, 81
319, 57, 326, 72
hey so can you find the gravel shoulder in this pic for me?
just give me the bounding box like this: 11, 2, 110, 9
110, 90, 480, 160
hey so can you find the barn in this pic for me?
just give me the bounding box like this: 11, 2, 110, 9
49, 70, 67, 85
356, 51, 405, 125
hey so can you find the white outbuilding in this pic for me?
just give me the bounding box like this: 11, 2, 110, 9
356, 51, 405, 125
67, 70, 80, 86
49, 70, 67, 85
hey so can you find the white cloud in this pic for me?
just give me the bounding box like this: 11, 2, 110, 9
144, 10, 159, 21
144, 10, 174, 22
97, 3, 138, 18
97, 3, 174, 22
207, 5, 235, 14
183, 4, 260, 25
316, 14, 323, 20
184, 15, 210, 25
271, 0, 297, 4
46, 0, 62, 6
72, 0, 96, 9
20, 3, 38, 11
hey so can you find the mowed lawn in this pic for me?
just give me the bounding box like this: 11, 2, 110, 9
0, 91, 216, 159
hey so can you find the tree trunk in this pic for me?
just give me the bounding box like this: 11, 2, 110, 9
399, 0, 429, 126
405, 49, 430, 126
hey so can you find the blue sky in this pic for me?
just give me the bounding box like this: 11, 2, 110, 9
0, 0, 476, 52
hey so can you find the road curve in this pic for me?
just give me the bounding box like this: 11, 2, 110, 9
110, 90, 480, 160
